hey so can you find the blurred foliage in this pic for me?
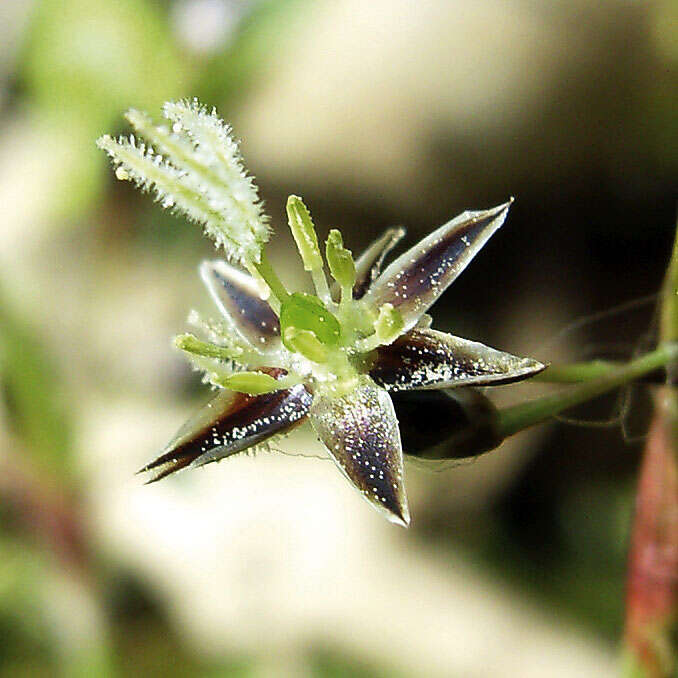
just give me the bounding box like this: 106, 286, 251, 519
21, 0, 191, 125
196, 0, 306, 106
12, 0, 301, 230
0, 537, 51, 673
309, 648, 405, 678
0, 291, 72, 479
14, 0, 190, 223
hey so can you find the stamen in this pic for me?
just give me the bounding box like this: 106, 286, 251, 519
354, 303, 405, 353
287, 195, 333, 304
174, 333, 267, 371
217, 371, 301, 394
287, 195, 322, 271
375, 303, 404, 344
326, 229, 356, 311
283, 327, 329, 364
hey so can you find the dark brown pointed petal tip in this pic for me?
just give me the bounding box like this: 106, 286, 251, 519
364, 202, 512, 332
310, 378, 409, 526
369, 329, 546, 391
388, 503, 411, 528
139, 455, 194, 484
140, 384, 312, 482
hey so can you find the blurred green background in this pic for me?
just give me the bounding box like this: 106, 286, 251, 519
0, 0, 676, 675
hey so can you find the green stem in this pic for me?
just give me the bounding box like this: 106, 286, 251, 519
535, 360, 625, 383
661, 223, 678, 344
311, 268, 333, 306
498, 344, 678, 438
339, 283, 352, 310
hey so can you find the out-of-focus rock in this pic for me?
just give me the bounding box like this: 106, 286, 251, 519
80, 396, 617, 677
236, 0, 675, 214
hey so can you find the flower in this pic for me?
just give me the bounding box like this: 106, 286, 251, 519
140, 199, 546, 527
100, 101, 545, 527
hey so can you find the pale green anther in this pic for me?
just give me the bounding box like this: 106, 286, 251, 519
375, 303, 404, 344
174, 333, 243, 361
287, 195, 323, 272
283, 327, 329, 363
219, 371, 281, 395
326, 229, 356, 289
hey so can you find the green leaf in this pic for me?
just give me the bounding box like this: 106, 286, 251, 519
280, 293, 341, 348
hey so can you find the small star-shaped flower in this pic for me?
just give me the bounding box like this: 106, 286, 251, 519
99, 101, 545, 527
139, 200, 545, 526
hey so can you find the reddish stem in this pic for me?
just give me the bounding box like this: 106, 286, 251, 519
624, 387, 678, 677
0, 450, 88, 574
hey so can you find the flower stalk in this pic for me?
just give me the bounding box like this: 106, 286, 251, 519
497, 344, 678, 438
